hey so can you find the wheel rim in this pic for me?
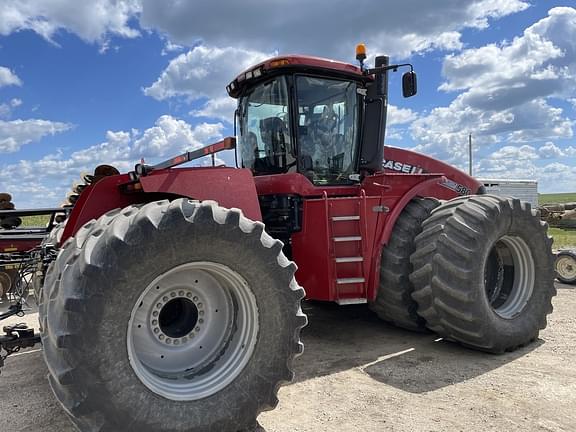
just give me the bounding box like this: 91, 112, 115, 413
127, 262, 259, 401
556, 255, 576, 281
483, 236, 535, 319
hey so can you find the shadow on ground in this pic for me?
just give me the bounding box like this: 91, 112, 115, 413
556, 281, 575, 290
293, 301, 541, 393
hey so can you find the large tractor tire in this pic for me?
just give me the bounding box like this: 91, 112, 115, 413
369, 198, 439, 331
410, 195, 555, 353
555, 250, 576, 284
38, 199, 306, 432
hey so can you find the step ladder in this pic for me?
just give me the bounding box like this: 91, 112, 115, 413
326, 193, 368, 304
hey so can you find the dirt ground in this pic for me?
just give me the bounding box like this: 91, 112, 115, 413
1, 283, 575, 432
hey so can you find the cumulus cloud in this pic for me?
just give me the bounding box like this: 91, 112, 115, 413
0, 115, 225, 207
0, 0, 141, 44
140, 0, 528, 59
476, 141, 576, 193
0, 98, 24, 119
0, 1, 531, 59
189, 97, 237, 124
144, 45, 270, 124
131, 115, 223, 157
411, 7, 576, 166
0, 118, 72, 153
144, 45, 270, 101
388, 105, 418, 126
538, 141, 564, 159
0, 66, 22, 87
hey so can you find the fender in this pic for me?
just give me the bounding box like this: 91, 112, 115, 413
366, 175, 446, 301
383, 146, 483, 195
62, 167, 261, 244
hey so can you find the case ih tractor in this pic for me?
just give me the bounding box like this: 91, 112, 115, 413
0, 46, 555, 432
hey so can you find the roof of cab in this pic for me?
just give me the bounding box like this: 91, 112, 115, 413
228, 55, 367, 98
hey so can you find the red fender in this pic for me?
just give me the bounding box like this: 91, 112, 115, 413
62, 167, 261, 244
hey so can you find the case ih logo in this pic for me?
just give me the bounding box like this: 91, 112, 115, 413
383, 158, 471, 196
382, 159, 425, 174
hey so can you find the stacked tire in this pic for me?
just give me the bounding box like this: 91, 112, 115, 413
373, 194, 556, 353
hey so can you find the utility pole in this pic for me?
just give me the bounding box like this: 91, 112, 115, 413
468, 133, 473, 176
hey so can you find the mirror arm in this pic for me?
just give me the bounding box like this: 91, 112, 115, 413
364, 63, 413, 75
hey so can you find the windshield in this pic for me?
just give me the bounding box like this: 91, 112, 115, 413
296, 76, 359, 185
238, 77, 295, 174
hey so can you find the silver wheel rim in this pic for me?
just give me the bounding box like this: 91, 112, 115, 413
484, 235, 535, 319
556, 255, 576, 281
127, 261, 259, 401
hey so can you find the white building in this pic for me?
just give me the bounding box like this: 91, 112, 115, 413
478, 179, 539, 207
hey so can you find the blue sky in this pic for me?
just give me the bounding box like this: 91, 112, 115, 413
0, 1, 575, 207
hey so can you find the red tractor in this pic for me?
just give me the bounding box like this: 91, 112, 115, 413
0, 46, 555, 432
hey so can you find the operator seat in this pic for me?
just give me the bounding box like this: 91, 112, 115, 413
259, 117, 288, 172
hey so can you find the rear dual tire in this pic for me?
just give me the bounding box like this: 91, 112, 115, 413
369, 198, 439, 331
410, 195, 556, 353
39, 199, 306, 432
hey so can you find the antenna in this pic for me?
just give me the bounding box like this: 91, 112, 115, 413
468, 133, 473, 176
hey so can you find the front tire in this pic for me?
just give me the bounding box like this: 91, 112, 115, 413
410, 195, 556, 353
39, 199, 306, 432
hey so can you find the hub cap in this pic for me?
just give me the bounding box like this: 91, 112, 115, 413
483, 236, 535, 319
127, 262, 259, 401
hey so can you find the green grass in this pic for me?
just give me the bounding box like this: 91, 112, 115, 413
19, 215, 51, 228
538, 192, 576, 205
549, 227, 576, 249
539, 192, 576, 249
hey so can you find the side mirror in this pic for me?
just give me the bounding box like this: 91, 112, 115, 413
402, 71, 417, 98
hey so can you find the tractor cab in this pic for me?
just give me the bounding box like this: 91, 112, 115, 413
228, 49, 417, 186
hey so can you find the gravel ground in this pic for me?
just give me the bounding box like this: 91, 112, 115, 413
1, 282, 574, 432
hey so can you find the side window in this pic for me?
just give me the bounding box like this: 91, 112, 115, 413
239, 77, 295, 174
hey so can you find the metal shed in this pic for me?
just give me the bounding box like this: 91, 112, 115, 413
478, 178, 538, 207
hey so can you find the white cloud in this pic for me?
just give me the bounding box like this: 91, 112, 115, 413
190, 97, 237, 123
0, 1, 531, 60
140, 0, 528, 59
0, 0, 141, 44
131, 115, 223, 158
0, 66, 22, 87
492, 144, 539, 160
388, 105, 418, 126
144, 45, 270, 124
144, 45, 270, 101
0, 115, 225, 207
538, 141, 564, 159
0, 118, 72, 153
0, 98, 24, 119
475, 141, 576, 193
411, 7, 576, 166
161, 40, 184, 56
